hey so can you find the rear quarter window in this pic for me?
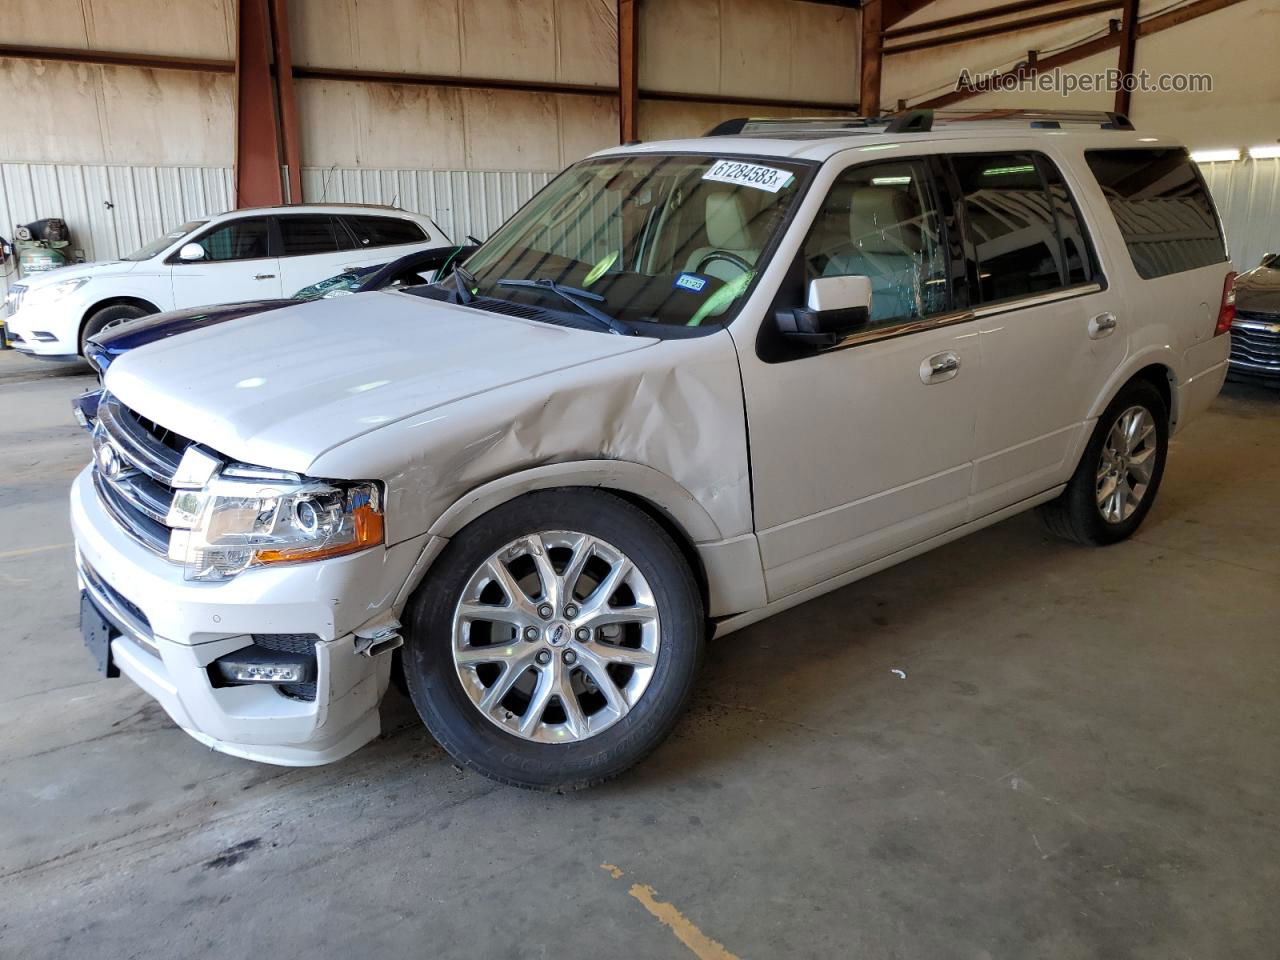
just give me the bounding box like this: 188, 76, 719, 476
1084, 149, 1227, 279
344, 216, 428, 248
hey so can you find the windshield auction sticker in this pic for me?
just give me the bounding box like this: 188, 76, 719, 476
702, 159, 792, 193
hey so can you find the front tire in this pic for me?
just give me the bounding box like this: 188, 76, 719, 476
402, 489, 704, 790
1039, 379, 1169, 546
80, 303, 150, 354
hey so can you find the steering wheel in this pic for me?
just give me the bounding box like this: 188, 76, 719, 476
693, 250, 753, 276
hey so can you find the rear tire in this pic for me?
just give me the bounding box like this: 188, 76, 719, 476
80, 304, 151, 354
402, 489, 704, 790
1038, 379, 1169, 546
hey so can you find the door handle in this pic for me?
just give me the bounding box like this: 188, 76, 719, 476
1089, 312, 1118, 339
254, 273, 276, 281
920, 351, 960, 384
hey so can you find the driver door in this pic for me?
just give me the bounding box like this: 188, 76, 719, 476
734, 157, 982, 600
170, 216, 283, 309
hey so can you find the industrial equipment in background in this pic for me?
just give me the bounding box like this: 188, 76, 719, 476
2, 217, 83, 349
14, 218, 79, 275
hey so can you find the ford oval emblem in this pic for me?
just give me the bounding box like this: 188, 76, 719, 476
97, 442, 123, 480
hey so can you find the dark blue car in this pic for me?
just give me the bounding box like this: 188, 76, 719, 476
85, 245, 475, 375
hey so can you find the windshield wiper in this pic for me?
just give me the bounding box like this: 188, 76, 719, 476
497, 277, 635, 336
452, 264, 477, 305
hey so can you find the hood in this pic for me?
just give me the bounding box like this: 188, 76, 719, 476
88, 299, 295, 372
1235, 263, 1280, 316
103, 291, 656, 474
20, 259, 139, 287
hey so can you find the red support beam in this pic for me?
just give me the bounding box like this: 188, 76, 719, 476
618, 0, 640, 142
234, 0, 284, 207
1114, 0, 1140, 116
268, 0, 301, 204
860, 0, 883, 117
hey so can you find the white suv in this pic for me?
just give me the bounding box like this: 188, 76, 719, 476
5, 204, 444, 357
70, 111, 1233, 789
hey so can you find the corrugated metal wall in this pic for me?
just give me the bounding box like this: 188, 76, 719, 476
1200, 157, 1280, 273
0, 162, 234, 300
299, 167, 556, 244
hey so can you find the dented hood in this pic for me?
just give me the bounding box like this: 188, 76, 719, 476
103, 290, 656, 473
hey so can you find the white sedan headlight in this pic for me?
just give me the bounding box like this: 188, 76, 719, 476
23, 277, 89, 307
167, 474, 384, 581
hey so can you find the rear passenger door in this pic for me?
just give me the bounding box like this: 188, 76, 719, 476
949, 151, 1127, 516
274, 214, 359, 295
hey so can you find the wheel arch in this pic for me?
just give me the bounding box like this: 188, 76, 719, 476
79, 296, 161, 343
412, 460, 758, 621
1088, 348, 1179, 427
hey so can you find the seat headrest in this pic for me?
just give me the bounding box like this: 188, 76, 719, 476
849, 186, 920, 256
705, 192, 752, 249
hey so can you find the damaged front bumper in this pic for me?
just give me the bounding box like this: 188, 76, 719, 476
70, 466, 421, 766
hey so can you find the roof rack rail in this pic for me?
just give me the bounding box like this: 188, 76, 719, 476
704, 108, 1135, 137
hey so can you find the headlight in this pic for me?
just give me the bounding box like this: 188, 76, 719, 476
24, 277, 89, 307
167, 474, 383, 581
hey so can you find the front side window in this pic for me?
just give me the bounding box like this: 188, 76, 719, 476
345, 216, 427, 248
190, 219, 271, 262
1085, 148, 1227, 279
951, 154, 1063, 303
457, 154, 811, 330
278, 215, 347, 256
802, 159, 950, 330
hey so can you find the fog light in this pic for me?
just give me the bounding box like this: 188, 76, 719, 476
212, 648, 316, 685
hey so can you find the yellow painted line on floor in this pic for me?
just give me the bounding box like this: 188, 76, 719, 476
0, 543, 71, 561
600, 863, 742, 960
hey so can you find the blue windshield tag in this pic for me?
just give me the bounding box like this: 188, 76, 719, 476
673, 272, 709, 294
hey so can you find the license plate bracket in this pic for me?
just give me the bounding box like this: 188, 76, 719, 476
80, 590, 120, 678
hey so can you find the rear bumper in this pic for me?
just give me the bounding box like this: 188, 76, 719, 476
70, 465, 426, 765
1174, 336, 1230, 433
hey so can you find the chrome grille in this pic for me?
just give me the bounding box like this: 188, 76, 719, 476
1230, 314, 1280, 374
91, 393, 199, 558
2, 283, 25, 318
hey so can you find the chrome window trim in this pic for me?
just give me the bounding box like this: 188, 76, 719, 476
970, 282, 1103, 320
823, 283, 1102, 351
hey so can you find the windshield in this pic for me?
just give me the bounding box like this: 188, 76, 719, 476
457, 154, 811, 330
121, 220, 207, 261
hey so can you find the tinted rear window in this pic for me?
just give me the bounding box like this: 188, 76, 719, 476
344, 216, 427, 248
278, 215, 348, 256
1085, 149, 1226, 279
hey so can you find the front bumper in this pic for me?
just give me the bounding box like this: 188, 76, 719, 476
70, 465, 428, 765
5, 304, 78, 357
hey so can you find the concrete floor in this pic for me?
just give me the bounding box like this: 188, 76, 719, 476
2, 348, 1277, 960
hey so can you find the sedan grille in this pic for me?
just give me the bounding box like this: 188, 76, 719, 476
2, 283, 25, 318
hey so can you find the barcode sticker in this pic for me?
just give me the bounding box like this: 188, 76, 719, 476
701, 159, 792, 193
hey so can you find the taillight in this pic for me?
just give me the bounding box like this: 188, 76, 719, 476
1215, 271, 1238, 336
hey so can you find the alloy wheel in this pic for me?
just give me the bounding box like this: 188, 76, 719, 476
451, 531, 661, 743
1096, 405, 1157, 523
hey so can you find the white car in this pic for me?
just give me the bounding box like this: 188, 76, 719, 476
70, 111, 1233, 789
5, 204, 445, 357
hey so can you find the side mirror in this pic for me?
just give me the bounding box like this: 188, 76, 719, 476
1262, 252, 1277, 267
178, 242, 206, 262
777, 276, 872, 346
